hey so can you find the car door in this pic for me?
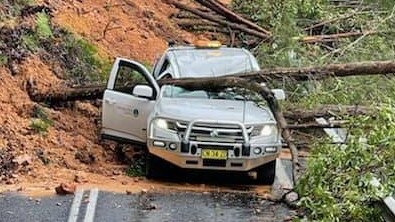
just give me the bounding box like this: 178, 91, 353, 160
101, 58, 159, 144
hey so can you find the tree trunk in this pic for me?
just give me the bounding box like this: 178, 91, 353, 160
194, 0, 271, 36
28, 60, 395, 102
284, 105, 373, 121
165, 0, 270, 40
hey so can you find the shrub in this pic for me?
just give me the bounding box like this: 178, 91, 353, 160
296, 104, 395, 221
30, 106, 53, 135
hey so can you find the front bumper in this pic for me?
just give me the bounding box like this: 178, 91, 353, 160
148, 140, 281, 171
148, 119, 281, 171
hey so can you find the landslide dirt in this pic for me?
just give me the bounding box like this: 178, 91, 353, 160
0, 0, 271, 196
48, 0, 199, 63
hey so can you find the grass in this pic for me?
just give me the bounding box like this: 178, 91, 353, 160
22, 34, 39, 51
62, 35, 112, 83
0, 55, 8, 66
35, 12, 53, 39
30, 105, 53, 135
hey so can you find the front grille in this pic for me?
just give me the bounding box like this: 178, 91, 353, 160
203, 159, 226, 167
176, 122, 251, 143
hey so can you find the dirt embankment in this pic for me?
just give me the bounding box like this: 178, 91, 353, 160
0, 0, 273, 197
0, 0, 205, 192
50, 0, 200, 62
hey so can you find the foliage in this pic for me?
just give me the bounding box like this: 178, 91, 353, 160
0, 54, 8, 66
0, 0, 34, 22
125, 158, 145, 177
232, 1, 395, 221
35, 12, 53, 39
21, 33, 38, 51
30, 105, 53, 135
296, 104, 395, 221
59, 32, 112, 84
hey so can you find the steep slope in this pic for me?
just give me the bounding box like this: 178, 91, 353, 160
50, 0, 198, 62
0, 0, 199, 189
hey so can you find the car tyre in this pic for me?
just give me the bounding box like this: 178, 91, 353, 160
256, 160, 276, 185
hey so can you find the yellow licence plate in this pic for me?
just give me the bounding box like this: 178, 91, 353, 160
201, 149, 228, 160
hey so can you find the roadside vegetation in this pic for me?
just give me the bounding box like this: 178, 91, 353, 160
0, 1, 111, 85
232, 0, 395, 221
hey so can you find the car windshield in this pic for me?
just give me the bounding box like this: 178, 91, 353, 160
173, 49, 255, 77
162, 86, 265, 103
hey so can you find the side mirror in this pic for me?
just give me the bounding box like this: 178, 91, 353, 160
271, 89, 286, 100
133, 85, 154, 99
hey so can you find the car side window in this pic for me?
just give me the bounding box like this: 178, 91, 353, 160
158, 59, 170, 75
114, 61, 149, 94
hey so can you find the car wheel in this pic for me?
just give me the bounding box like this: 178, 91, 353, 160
256, 160, 276, 185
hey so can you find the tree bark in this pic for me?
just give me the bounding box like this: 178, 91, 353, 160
28, 60, 395, 102
165, 0, 270, 40
284, 105, 373, 121
239, 60, 395, 81
194, 0, 271, 36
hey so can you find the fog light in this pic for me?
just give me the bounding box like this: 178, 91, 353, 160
153, 141, 166, 147
190, 145, 197, 155
265, 147, 277, 153
253, 147, 262, 155
169, 143, 177, 150
234, 147, 240, 157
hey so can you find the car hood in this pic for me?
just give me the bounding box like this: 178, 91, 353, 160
154, 98, 274, 124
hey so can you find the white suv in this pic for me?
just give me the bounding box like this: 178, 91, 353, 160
101, 45, 284, 184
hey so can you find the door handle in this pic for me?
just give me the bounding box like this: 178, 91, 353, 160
104, 98, 116, 105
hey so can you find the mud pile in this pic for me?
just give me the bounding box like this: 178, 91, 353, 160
0, 0, 194, 186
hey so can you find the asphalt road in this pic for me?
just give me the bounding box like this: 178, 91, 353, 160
0, 159, 294, 222
0, 190, 293, 222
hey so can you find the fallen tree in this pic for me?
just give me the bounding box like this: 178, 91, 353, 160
28, 60, 395, 103
284, 105, 374, 121
165, 0, 270, 40
193, 0, 272, 36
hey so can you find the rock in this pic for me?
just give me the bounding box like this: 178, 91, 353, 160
141, 189, 148, 194
126, 190, 132, 195
55, 183, 76, 195
56, 202, 62, 206
133, 177, 139, 182
74, 175, 82, 183
112, 170, 121, 175
75, 151, 95, 164
121, 181, 127, 185
13, 154, 32, 165
284, 192, 299, 203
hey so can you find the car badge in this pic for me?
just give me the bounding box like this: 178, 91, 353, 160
210, 129, 219, 137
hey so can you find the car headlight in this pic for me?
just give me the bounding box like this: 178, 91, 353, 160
153, 118, 177, 131
250, 125, 277, 137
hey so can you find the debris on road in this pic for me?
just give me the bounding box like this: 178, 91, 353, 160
55, 183, 76, 195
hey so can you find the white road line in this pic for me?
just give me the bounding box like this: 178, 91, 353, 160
84, 188, 99, 222
67, 188, 84, 222
275, 159, 293, 190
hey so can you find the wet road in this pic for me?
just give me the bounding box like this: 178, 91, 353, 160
0, 190, 292, 222
0, 159, 294, 222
